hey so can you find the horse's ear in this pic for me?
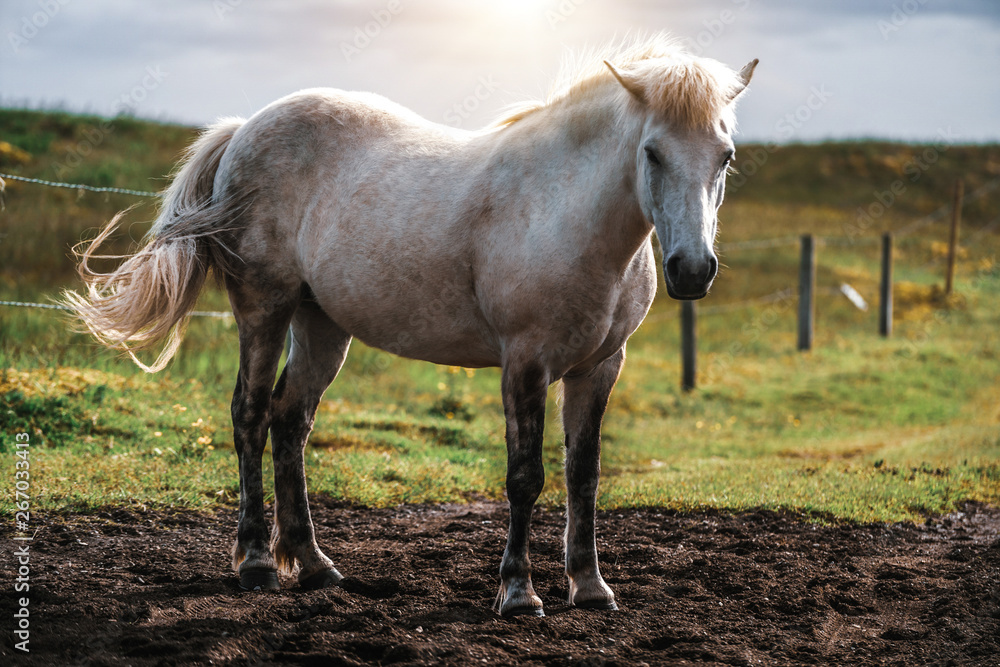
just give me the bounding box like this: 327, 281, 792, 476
604, 60, 646, 104
730, 58, 759, 101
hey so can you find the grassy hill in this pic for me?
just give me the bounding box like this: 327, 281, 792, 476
1, 108, 998, 521
1, 107, 998, 286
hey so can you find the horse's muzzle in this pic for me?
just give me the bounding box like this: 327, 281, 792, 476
664, 253, 717, 300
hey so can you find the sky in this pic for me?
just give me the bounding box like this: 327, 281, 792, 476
1, 0, 999, 143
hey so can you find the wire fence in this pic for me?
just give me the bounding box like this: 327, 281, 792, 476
0, 172, 162, 199
1, 169, 991, 391
0, 170, 921, 320
0, 173, 232, 317
0, 300, 233, 318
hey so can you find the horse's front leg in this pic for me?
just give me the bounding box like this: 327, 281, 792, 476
562, 347, 624, 610
494, 361, 549, 617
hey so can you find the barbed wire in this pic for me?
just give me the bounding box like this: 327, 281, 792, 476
893, 176, 1000, 240
718, 236, 799, 252
3, 170, 979, 251
0, 171, 988, 325
644, 288, 795, 323
0, 300, 232, 318
0, 172, 162, 198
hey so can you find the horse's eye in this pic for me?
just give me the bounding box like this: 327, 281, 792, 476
722, 151, 735, 170
645, 146, 662, 168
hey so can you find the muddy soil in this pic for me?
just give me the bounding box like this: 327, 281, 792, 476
2, 499, 998, 666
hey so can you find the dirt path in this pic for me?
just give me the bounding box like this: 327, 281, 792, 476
2, 499, 998, 666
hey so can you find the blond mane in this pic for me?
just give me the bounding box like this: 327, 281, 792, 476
493, 34, 744, 130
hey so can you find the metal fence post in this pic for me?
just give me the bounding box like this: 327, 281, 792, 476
797, 234, 815, 351
879, 233, 893, 337
681, 300, 696, 392
945, 180, 963, 296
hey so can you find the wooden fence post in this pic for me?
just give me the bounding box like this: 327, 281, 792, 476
681, 300, 696, 392
797, 234, 815, 351
945, 180, 963, 296
879, 232, 893, 337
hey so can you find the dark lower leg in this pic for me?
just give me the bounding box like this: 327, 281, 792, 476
496, 362, 548, 616
228, 282, 297, 590
269, 307, 349, 588
562, 350, 623, 608
232, 380, 279, 587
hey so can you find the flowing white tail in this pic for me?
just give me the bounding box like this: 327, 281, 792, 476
62, 118, 245, 372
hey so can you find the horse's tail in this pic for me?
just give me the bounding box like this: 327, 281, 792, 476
62, 117, 246, 372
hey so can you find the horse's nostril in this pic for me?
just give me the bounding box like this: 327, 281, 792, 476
705, 255, 719, 282
665, 255, 682, 284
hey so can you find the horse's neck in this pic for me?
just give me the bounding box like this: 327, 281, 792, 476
488, 85, 651, 271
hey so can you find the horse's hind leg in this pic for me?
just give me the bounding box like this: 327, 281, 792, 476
269, 300, 351, 589
561, 347, 624, 610
229, 281, 298, 591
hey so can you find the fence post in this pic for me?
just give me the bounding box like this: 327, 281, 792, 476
681, 300, 696, 392
879, 232, 893, 337
945, 180, 963, 296
797, 234, 815, 351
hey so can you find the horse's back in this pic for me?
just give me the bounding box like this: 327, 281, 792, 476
213, 89, 503, 365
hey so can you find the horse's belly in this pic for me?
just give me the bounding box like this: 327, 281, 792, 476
311, 281, 501, 368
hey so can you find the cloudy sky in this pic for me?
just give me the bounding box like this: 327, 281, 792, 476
2, 0, 999, 143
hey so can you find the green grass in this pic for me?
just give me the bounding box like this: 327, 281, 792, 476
2, 108, 999, 524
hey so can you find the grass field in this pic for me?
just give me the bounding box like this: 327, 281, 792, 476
1, 108, 998, 523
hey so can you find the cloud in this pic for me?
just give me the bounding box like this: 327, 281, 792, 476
1, 0, 997, 141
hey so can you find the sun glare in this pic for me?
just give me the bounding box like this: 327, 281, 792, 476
476, 0, 545, 22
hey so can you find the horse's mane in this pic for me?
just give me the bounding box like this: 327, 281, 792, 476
492, 34, 744, 130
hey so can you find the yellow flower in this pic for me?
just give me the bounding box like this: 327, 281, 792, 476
172, 404, 188, 412
153, 431, 162, 437
197, 435, 213, 446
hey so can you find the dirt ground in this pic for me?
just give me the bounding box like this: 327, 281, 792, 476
2, 499, 998, 666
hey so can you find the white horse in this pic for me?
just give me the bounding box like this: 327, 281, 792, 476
65, 35, 756, 617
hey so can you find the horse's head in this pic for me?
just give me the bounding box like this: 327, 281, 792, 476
606, 55, 757, 300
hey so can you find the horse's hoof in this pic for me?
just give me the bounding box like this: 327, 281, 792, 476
574, 599, 618, 611
299, 568, 343, 590
239, 568, 280, 591
501, 605, 545, 618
